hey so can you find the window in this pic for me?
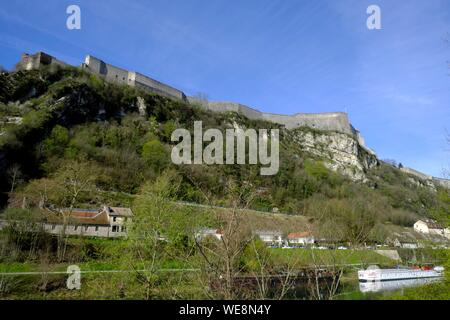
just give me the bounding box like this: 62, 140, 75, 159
113, 217, 117, 222
112, 226, 119, 232
95, 226, 99, 232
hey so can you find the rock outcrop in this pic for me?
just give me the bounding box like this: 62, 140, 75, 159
289, 128, 378, 181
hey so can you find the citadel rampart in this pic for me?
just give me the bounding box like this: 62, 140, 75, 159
82, 55, 187, 101
187, 97, 375, 155
400, 167, 433, 181
433, 177, 450, 189
400, 167, 450, 189
18, 52, 373, 153
187, 98, 354, 133
19, 52, 69, 71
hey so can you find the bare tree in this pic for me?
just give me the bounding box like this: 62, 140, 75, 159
193, 180, 298, 300
445, 132, 450, 178
7, 164, 23, 193
193, 180, 255, 299
19, 161, 97, 261
244, 239, 299, 300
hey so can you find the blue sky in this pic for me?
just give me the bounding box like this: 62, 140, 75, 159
0, 0, 449, 177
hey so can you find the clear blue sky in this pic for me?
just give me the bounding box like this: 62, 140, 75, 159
1, 0, 449, 177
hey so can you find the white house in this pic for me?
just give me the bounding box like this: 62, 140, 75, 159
445, 228, 450, 240
401, 242, 420, 249
106, 206, 133, 235
414, 219, 446, 237
195, 228, 223, 241
254, 230, 283, 245
287, 232, 314, 246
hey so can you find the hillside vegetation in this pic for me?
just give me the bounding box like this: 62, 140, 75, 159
0, 66, 449, 243
0, 65, 449, 300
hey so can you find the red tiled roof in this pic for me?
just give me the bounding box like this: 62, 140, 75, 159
44, 209, 110, 226
287, 232, 312, 239
67, 210, 110, 226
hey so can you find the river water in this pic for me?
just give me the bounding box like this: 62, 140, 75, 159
336, 275, 444, 299
276, 273, 445, 300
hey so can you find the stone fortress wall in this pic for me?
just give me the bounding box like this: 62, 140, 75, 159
19, 52, 69, 71
19, 51, 372, 154
82, 55, 187, 101
19, 52, 367, 148
400, 167, 450, 189
400, 167, 433, 181
187, 97, 374, 155
188, 98, 353, 133
433, 177, 450, 189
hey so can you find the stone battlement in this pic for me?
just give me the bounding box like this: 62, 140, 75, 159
17, 51, 374, 154
188, 97, 354, 132
187, 97, 375, 154
18, 52, 69, 71
400, 167, 450, 189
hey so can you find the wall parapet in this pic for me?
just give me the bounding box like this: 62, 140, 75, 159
188, 96, 374, 154
400, 167, 450, 189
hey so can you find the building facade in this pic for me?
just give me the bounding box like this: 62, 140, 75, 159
414, 219, 446, 237
287, 232, 315, 246
0, 206, 134, 238
254, 230, 283, 246
195, 228, 223, 241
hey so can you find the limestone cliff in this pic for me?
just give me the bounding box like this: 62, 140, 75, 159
288, 128, 378, 181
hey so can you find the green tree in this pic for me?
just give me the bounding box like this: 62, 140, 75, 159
20, 161, 98, 261
43, 125, 70, 156
142, 139, 169, 173
161, 120, 178, 141
129, 170, 196, 299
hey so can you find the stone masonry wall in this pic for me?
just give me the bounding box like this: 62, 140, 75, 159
187, 97, 375, 154
83, 55, 185, 101
19, 52, 69, 71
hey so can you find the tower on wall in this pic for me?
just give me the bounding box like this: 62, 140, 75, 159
18, 52, 69, 71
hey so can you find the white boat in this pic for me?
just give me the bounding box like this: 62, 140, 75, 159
358, 265, 444, 282
359, 277, 442, 293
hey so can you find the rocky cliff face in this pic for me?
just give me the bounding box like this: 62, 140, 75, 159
289, 128, 378, 181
